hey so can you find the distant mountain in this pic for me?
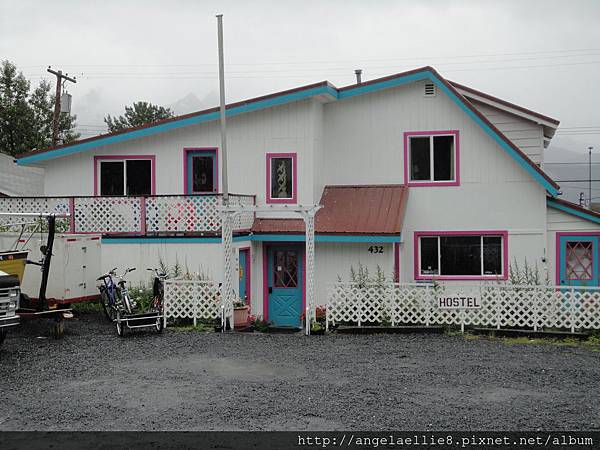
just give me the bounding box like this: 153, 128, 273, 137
168, 91, 220, 116
168, 93, 203, 116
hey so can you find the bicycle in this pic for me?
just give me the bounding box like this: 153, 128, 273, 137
147, 267, 168, 332
97, 268, 119, 322
97, 267, 136, 327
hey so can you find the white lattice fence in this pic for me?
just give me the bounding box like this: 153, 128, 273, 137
0, 197, 71, 229
145, 195, 221, 233
229, 195, 256, 230
163, 279, 220, 326
145, 194, 254, 234
74, 196, 142, 233
327, 282, 600, 332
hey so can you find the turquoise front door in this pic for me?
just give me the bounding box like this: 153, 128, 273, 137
267, 246, 303, 327
559, 235, 599, 287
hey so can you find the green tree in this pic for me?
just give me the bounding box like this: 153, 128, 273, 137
0, 60, 79, 156
104, 101, 174, 133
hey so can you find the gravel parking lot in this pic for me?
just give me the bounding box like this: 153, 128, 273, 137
0, 311, 599, 431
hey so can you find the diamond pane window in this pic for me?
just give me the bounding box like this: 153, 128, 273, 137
566, 241, 594, 280
273, 250, 298, 288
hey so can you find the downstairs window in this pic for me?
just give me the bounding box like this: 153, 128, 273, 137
416, 232, 506, 279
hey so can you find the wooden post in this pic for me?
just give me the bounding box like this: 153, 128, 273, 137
139, 197, 146, 236
570, 287, 576, 334
68, 197, 75, 233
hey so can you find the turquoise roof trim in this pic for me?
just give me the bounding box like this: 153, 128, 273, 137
547, 199, 600, 225
17, 84, 337, 165
17, 67, 558, 196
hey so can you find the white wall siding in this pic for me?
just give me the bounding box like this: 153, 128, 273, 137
43, 99, 322, 206
470, 100, 545, 165
99, 240, 250, 289
314, 242, 395, 305
322, 79, 548, 284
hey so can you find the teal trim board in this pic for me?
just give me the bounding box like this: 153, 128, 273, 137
548, 200, 600, 225
101, 234, 401, 244
102, 236, 251, 244
249, 234, 401, 243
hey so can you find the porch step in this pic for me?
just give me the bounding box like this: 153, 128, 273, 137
334, 325, 445, 335
471, 327, 590, 340
266, 326, 302, 334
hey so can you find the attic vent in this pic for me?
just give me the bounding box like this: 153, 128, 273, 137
424, 83, 436, 97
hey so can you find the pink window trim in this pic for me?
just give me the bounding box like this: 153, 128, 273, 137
93, 155, 156, 196
403, 130, 460, 187
239, 246, 251, 305
555, 232, 600, 285
183, 147, 219, 194
265, 152, 297, 204
413, 230, 508, 281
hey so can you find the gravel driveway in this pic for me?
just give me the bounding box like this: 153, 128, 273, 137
0, 312, 599, 431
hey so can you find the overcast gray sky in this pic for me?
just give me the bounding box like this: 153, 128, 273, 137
1, 0, 599, 170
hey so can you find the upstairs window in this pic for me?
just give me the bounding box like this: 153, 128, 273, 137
184, 148, 218, 194
416, 232, 507, 280
404, 131, 459, 186
96, 156, 154, 196
266, 153, 297, 204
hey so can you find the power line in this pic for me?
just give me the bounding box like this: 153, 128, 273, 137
19, 46, 600, 68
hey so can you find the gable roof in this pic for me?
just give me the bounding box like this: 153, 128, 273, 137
450, 80, 559, 143
449, 81, 560, 126
252, 184, 409, 235
15, 66, 560, 196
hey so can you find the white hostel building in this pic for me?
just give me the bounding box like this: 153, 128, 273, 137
9, 66, 600, 327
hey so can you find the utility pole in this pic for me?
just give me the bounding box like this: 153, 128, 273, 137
47, 66, 76, 147
589, 146, 594, 209
216, 15, 228, 206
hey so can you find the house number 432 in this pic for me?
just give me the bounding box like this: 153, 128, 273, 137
368, 246, 384, 254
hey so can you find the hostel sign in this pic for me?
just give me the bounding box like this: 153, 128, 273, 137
437, 294, 481, 309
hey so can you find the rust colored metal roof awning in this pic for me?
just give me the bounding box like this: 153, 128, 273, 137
251, 184, 409, 235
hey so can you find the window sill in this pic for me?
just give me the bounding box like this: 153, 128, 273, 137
266, 198, 297, 204
406, 180, 460, 187
415, 274, 508, 281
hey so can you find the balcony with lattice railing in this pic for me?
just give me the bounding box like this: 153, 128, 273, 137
0, 193, 256, 236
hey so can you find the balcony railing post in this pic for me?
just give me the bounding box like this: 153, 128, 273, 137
139, 196, 146, 236
68, 197, 75, 233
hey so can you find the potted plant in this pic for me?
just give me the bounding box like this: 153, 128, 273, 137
303, 305, 327, 335
233, 299, 250, 329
